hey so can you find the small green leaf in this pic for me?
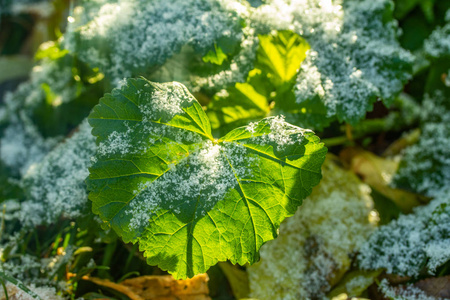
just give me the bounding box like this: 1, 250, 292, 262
256, 30, 310, 86
87, 78, 326, 279
35, 41, 69, 61
203, 44, 228, 65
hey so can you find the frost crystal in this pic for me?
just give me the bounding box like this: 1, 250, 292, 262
265, 115, 305, 149
246, 122, 257, 133
141, 82, 194, 120
97, 124, 135, 157
248, 158, 376, 299
20, 120, 96, 226
358, 188, 450, 277
245, 116, 311, 151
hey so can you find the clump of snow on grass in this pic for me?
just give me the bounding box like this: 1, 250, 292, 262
248, 157, 377, 299
358, 188, 450, 277
0, 246, 75, 297
20, 120, 96, 226
378, 279, 444, 300
0, 199, 22, 221
0, 243, 75, 287
0, 282, 63, 300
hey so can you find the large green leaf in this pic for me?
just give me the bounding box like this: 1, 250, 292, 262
87, 78, 326, 279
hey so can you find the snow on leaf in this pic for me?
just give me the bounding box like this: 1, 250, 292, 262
87, 78, 326, 279
358, 188, 450, 277
62, 0, 413, 129
424, 10, 450, 60
206, 30, 311, 134
392, 12, 450, 197
251, 0, 414, 127
0, 51, 103, 177
393, 91, 450, 197
20, 120, 96, 226
64, 0, 245, 86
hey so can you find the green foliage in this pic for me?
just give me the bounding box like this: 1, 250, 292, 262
207, 30, 315, 133
202, 44, 228, 65
207, 69, 270, 135
1, 0, 450, 298
87, 78, 326, 278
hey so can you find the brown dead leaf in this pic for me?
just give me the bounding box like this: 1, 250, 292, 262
414, 276, 450, 298
84, 277, 144, 300
369, 276, 450, 300
85, 274, 210, 300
